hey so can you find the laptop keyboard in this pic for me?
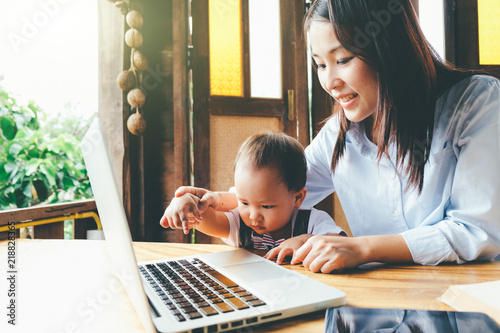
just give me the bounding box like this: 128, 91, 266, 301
139, 258, 266, 322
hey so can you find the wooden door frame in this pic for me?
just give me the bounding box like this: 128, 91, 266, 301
445, 0, 500, 78
99, 0, 184, 242
191, 0, 309, 189
191, 0, 211, 194
173, 0, 191, 191
190, 0, 309, 243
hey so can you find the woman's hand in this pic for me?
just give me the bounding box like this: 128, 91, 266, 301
264, 234, 314, 265
175, 186, 208, 199
292, 234, 412, 273
175, 186, 227, 212
292, 235, 368, 273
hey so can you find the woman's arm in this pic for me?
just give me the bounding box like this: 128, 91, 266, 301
293, 234, 412, 273
301, 117, 338, 208
402, 76, 500, 265
175, 186, 238, 213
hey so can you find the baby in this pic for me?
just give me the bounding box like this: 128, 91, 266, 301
160, 132, 344, 264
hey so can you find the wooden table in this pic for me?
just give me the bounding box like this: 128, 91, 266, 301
1, 239, 499, 332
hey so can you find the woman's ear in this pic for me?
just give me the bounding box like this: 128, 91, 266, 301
293, 187, 307, 208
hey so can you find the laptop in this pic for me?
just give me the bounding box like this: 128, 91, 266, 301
81, 117, 346, 333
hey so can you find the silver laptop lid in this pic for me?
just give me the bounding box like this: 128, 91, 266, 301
81, 117, 157, 333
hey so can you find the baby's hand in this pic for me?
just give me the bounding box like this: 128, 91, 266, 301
264, 234, 314, 265
159, 193, 202, 234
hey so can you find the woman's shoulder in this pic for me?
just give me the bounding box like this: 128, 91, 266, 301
437, 74, 500, 117
444, 74, 500, 100
467, 73, 500, 86
313, 113, 344, 141
434, 74, 500, 139
319, 113, 341, 130
463, 74, 499, 90
306, 207, 334, 221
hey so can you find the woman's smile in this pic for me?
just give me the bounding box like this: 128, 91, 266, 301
335, 93, 359, 109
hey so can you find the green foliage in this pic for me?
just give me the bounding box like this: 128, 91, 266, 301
0, 87, 94, 210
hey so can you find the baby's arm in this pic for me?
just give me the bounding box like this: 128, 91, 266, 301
194, 206, 230, 239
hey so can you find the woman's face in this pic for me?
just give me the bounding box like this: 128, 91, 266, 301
309, 20, 379, 123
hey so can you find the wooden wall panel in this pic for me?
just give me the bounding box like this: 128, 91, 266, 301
141, 0, 180, 242
191, 0, 211, 193
209, 115, 281, 193
33, 223, 64, 239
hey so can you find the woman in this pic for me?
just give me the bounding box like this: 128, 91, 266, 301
162, 0, 500, 273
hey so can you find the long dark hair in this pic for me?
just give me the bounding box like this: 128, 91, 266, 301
305, 0, 474, 193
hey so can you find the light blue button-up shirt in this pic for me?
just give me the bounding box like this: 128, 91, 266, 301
303, 75, 500, 265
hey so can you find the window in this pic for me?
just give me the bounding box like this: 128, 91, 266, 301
0, 1, 98, 239
477, 0, 500, 65
418, 0, 445, 60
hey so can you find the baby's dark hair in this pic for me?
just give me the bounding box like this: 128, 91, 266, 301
234, 132, 307, 192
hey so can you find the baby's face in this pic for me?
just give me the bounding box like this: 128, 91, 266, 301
234, 165, 299, 235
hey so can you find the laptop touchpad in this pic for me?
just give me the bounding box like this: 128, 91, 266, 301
223, 261, 287, 283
